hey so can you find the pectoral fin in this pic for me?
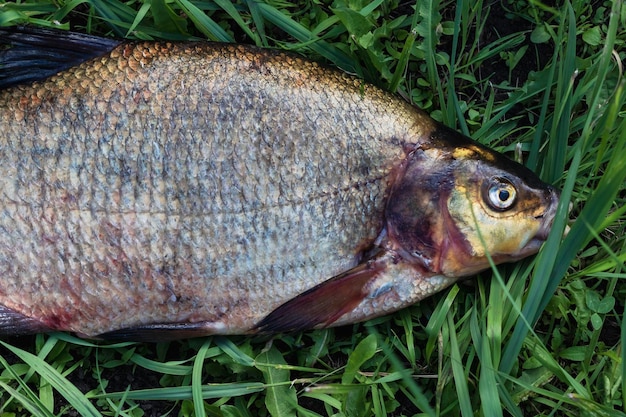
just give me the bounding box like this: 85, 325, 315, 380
255, 257, 386, 333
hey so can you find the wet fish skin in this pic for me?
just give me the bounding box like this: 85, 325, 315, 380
0, 42, 430, 336
0, 38, 559, 339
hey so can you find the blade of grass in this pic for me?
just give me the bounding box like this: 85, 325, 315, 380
445, 0, 466, 134
173, 0, 234, 42
0, 355, 56, 417
192, 338, 212, 417
388, 0, 419, 92
130, 353, 194, 375
525, 48, 558, 172
86, 0, 131, 36
470, 310, 502, 417
124, 1, 152, 37
50, 0, 90, 24
214, 336, 255, 367
389, 26, 416, 93
245, 0, 268, 47
370, 327, 436, 416
255, 2, 357, 74
99, 382, 265, 400
0, 380, 54, 417
1, 341, 101, 417
622, 300, 626, 410
214, 0, 258, 44
50, 331, 135, 348
523, 337, 588, 397
500, 141, 579, 374
544, 2, 576, 184
425, 285, 460, 361
446, 314, 472, 417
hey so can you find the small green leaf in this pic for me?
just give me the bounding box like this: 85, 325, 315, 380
256, 346, 297, 417
357, 31, 375, 49
511, 367, 554, 403
220, 404, 245, 417
586, 292, 615, 314
151, 0, 188, 34
558, 346, 587, 362
332, 6, 374, 38
344, 386, 368, 417
0, 10, 25, 26
598, 296, 616, 314
531, 24, 551, 43
591, 313, 603, 330
342, 334, 377, 385
582, 26, 602, 45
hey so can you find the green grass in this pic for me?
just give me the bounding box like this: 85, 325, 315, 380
0, 0, 625, 415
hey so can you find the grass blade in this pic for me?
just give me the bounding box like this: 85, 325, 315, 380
0, 355, 56, 417
215, 336, 255, 367
447, 314, 472, 417
544, 3, 576, 184
255, 2, 357, 74
173, 0, 233, 41
214, 0, 258, 44
99, 382, 266, 400
192, 338, 212, 417
1, 341, 101, 417
470, 311, 502, 417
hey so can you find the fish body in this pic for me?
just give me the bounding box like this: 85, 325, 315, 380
0, 32, 559, 340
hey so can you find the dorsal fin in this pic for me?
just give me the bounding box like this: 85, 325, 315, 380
0, 26, 121, 89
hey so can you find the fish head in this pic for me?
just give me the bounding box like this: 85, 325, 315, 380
385, 125, 561, 277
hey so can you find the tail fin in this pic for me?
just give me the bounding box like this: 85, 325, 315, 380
0, 26, 121, 89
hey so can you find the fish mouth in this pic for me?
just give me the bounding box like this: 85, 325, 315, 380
514, 186, 564, 258
535, 187, 560, 237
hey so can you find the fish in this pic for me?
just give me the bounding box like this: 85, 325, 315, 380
0, 28, 560, 341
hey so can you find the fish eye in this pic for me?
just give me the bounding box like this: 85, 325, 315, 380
483, 178, 517, 211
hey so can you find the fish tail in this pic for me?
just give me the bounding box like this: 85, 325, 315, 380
0, 26, 120, 89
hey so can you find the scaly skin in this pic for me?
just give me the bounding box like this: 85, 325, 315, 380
0, 43, 439, 336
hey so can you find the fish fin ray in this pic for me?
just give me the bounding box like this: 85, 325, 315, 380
95, 322, 218, 342
0, 26, 121, 89
255, 259, 385, 333
0, 305, 52, 336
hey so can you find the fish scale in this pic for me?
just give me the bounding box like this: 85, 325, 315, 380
0, 42, 421, 336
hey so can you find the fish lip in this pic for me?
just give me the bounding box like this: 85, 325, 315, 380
534, 186, 562, 241
514, 186, 564, 257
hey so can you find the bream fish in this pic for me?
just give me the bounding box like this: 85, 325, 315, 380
0, 28, 560, 340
